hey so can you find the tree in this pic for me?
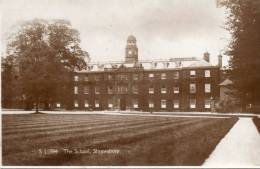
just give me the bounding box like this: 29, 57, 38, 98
217, 0, 260, 112
5, 19, 89, 112
2, 56, 14, 108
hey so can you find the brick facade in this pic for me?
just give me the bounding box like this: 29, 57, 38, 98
63, 35, 221, 112
71, 66, 220, 112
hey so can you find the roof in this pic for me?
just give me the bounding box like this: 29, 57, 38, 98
219, 78, 233, 86
77, 57, 216, 73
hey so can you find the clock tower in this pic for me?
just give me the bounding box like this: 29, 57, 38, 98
125, 35, 138, 63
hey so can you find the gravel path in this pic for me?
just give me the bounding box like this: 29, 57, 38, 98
203, 117, 260, 167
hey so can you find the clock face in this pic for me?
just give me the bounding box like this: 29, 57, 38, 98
128, 50, 132, 54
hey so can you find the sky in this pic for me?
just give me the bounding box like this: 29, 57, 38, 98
0, 0, 231, 66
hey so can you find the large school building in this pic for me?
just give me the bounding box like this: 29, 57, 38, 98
71, 35, 222, 112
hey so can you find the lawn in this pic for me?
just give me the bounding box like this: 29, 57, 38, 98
2, 113, 238, 166
253, 117, 260, 133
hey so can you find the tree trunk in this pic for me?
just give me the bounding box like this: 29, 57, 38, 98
241, 93, 247, 113
44, 101, 49, 110
35, 97, 39, 113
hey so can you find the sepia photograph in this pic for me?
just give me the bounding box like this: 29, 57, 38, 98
1, 0, 260, 168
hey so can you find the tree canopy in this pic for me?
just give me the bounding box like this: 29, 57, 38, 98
4, 19, 89, 112
217, 0, 260, 111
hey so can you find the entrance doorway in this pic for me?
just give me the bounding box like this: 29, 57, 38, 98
120, 97, 126, 110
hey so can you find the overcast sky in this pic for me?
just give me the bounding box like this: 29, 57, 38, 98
0, 0, 231, 66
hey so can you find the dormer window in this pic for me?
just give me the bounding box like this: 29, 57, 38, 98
163, 62, 169, 68
176, 61, 181, 67
151, 62, 157, 68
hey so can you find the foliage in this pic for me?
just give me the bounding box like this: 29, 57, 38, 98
217, 0, 260, 111
4, 19, 89, 111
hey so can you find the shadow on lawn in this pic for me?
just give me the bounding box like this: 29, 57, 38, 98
22, 118, 238, 166
3, 116, 237, 166
253, 117, 260, 133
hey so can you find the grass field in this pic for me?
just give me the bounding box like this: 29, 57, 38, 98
2, 113, 238, 166
253, 117, 260, 133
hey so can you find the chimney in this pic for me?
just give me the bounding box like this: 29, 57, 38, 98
203, 52, 210, 62
218, 54, 223, 68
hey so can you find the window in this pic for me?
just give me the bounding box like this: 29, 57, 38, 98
190, 83, 196, 93
161, 73, 167, 80
161, 100, 167, 109
84, 100, 89, 108
132, 85, 138, 94
173, 100, 179, 109
84, 86, 89, 94
133, 74, 139, 80
149, 100, 154, 108
173, 86, 179, 94
205, 84, 211, 93
107, 74, 113, 80
117, 86, 128, 94
84, 75, 89, 81
149, 73, 154, 79
74, 100, 79, 108
56, 103, 61, 108
190, 70, 196, 77
108, 99, 113, 108
149, 87, 154, 94
95, 100, 100, 108
118, 74, 128, 81
74, 86, 78, 94
152, 62, 157, 68
205, 99, 211, 108
108, 86, 113, 94
161, 86, 167, 94
74, 75, 79, 81
95, 75, 101, 81
95, 86, 100, 94
190, 99, 196, 109
133, 99, 138, 108
163, 62, 169, 68
205, 70, 211, 77
173, 72, 179, 79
